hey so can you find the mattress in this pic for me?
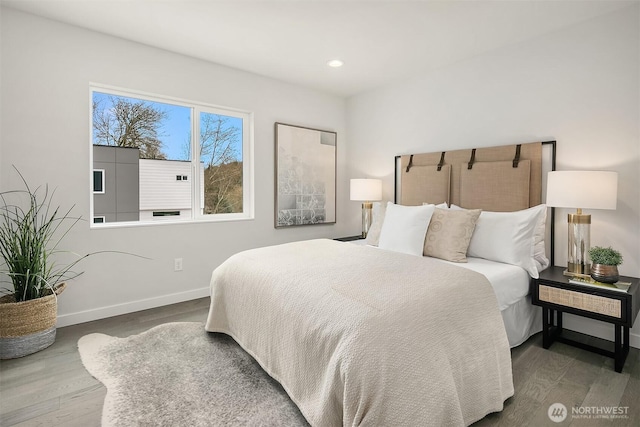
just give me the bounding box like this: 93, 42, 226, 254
441, 256, 530, 310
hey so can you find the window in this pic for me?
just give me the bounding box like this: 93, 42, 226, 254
93, 169, 105, 194
90, 85, 253, 226
153, 211, 181, 217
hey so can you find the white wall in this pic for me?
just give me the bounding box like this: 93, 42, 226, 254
347, 5, 640, 346
0, 8, 349, 325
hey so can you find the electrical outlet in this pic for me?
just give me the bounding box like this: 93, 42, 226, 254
174, 258, 183, 272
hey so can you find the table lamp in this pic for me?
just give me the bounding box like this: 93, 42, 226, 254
350, 179, 382, 238
546, 171, 618, 275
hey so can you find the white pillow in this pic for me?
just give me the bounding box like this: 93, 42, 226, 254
367, 201, 444, 247
378, 202, 435, 256
533, 208, 550, 272
450, 204, 547, 278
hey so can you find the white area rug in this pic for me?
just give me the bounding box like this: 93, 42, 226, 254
78, 322, 308, 426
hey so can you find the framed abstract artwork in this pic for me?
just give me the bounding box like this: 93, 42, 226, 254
275, 123, 336, 228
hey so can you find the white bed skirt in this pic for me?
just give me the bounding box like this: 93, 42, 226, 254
502, 296, 542, 347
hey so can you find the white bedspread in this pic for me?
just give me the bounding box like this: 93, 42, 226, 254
205, 239, 513, 426
440, 257, 541, 347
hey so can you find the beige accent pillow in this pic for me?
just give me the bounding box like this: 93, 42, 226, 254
423, 208, 481, 262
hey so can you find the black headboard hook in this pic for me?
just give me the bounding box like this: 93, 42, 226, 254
467, 149, 476, 170
512, 144, 522, 168
437, 152, 446, 171
405, 154, 414, 173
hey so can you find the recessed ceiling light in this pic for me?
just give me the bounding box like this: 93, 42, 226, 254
327, 59, 344, 68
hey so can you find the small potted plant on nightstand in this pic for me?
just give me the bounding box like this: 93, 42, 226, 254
589, 246, 623, 284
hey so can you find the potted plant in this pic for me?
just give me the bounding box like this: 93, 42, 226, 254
0, 169, 92, 359
589, 246, 623, 284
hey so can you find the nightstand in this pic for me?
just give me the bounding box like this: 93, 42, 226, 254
334, 235, 365, 242
531, 266, 639, 372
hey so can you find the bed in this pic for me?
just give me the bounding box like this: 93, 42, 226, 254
205, 141, 556, 426
350, 238, 544, 348
453, 257, 542, 347
389, 141, 556, 348
359, 243, 542, 348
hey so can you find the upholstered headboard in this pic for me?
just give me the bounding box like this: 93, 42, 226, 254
394, 141, 557, 263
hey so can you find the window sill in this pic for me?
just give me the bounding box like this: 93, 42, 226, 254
90, 214, 254, 229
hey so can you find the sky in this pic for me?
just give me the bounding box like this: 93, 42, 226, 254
92, 91, 242, 162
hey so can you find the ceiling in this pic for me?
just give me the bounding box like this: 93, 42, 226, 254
2, 0, 635, 97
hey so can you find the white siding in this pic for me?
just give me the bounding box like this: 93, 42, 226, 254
139, 159, 192, 210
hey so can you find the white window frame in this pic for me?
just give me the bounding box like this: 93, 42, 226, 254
89, 83, 254, 228
93, 169, 105, 194
195, 105, 253, 221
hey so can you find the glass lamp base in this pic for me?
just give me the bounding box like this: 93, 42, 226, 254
567, 262, 591, 275
566, 212, 591, 275
361, 202, 373, 238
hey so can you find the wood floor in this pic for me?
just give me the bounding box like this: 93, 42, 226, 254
1, 297, 638, 426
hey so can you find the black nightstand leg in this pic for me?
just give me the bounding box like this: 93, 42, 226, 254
614, 325, 630, 373
557, 311, 563, 331
624, 326, 630, 351
542, 307, 551, 349
615, 325, 622, 372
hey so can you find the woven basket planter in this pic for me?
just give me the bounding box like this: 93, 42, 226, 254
0, 283, 65, 359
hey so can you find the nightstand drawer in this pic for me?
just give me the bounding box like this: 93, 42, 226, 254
539, 284, 622, 319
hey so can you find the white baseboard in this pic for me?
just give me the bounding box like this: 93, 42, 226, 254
562, 313, 640, 349
56, 287, 210, 328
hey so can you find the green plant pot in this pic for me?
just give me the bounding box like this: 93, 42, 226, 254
590, 264, 619, 284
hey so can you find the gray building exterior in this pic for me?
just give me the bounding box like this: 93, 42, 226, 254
93, 145, 140, 223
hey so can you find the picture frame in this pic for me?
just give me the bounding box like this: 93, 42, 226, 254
274, 122, 337, 228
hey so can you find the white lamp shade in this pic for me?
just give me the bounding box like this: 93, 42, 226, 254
546, 171, 618, 210
350, 179, 382, 201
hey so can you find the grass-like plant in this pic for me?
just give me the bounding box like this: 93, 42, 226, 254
0, 168, 96, 302
588, 246, 623, 266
